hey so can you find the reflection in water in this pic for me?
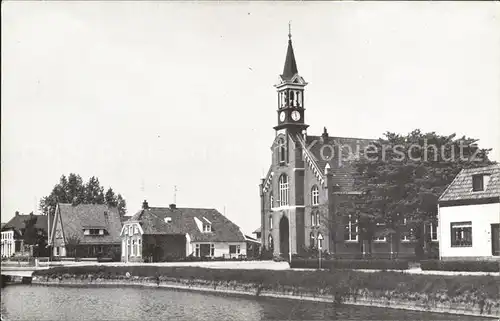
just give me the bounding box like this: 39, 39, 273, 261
0, 284, 491, 321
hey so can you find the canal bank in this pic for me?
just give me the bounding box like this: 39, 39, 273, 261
31, 266, 499, 319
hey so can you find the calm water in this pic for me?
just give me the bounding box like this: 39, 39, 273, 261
0, 284, 492, 321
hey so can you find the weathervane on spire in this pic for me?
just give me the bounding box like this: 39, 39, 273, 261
288, 21, 292, 40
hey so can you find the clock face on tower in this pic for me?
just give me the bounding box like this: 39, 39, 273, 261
291, 111, 301, 121
279, 111, 286, 122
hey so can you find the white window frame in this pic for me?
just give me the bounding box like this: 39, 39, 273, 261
316, 212, 320, 226
374, 223, 386, 242
429, 222, 438, 242
451, 221, 472, 247
345, 214, 358, 242
311, 185, 319, 206
278, 174, 289, 206
270, 193, 274, 208
401, 218, 412, 242
269, 215, 273, 229
268, 235, 273, 249
311, 212, 316, 227
203, 224, 211, 233
195, 244, 200, 257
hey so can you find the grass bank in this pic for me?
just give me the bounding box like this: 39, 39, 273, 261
32, 265, 499, 318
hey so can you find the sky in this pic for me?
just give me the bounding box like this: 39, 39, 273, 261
2, 1, 499, 235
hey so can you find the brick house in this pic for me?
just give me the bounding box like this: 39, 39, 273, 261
49, 203, 122, 258
438, 164, 500, 260
120, 201, 247, 262
259, 32, 431, 259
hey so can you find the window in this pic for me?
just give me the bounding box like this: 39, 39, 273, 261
472, 175, 485, 192
311, 212, 316, 227
429, 222, 438, 241
132, 240, 136, 256
278, 174, 289, 206
138, 239, 142, 256
317, 233, 324, 249
89, 229, 100, 235
278, 138, 286, 164
129, 226, 133, 235
451, 221, 472, 247
310, 232, 315, 247
268, 235, 274, 251
401, 218, 413, 242
229, 245, 240, 254
344, 214, 358, 242
375, 223, 386, 242
195, 244, 200, 257
203, 224, 211, 233
269, 215, 273, 229
210, 244, 215, 256
311, 185, 319, 206
316, 212, 320, 226
270, 193, 274, 208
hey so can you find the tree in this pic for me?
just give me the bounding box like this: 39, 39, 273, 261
116, 194, 127, 218
65, 233, 81, 259
39, 173, 127, 216
350, 130, 493, 256
105, 188, 117, 207
23, 213, 48, 258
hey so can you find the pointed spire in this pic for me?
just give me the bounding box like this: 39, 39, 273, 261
282, 21, 298, 80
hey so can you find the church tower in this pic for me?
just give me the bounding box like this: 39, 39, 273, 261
274, 24, 308, 136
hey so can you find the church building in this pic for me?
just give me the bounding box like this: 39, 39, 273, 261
259, 30, 422, 259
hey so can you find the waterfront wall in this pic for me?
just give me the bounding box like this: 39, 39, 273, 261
31, 274, 499, 319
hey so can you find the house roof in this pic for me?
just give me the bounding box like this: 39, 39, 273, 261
2, 214, 48, 233
253, 227, 261, 234
303, 134, 373, 191
127, 206, 246, 242
56, 203, 122, 245
439, 164, 500, 202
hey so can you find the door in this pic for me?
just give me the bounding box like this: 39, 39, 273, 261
492, 224, 500, 256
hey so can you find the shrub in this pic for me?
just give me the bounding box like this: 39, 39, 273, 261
290, 258, 410, 270
421, 260, 500, 272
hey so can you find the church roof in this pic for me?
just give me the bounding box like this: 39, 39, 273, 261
127, 206, 246, 243
303, 134, 373, 191
281, 39, 298, 80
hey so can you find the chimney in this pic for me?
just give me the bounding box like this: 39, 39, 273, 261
142, 200, 149, 209
15, 211, 19, 216
321, 127, 329, 142
169, 204, 176, 210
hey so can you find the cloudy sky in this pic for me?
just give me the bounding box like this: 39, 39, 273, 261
2, 2, 499, 234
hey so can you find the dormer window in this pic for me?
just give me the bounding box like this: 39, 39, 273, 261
203, 224, 211, 233
472, 174, 490, 192
85, 228, 105, 236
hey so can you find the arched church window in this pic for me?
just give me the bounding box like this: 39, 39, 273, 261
289, 90, 295, 107
269, 215, 273, 229
310, 232, 315, 248
278, 138, 286, 164
278, 174, 289, 206
311, 185, 319, 206
316, 212, 320, 226
311, 212, 316, 226
297, 91, 302, 107
270, 192, 274, 208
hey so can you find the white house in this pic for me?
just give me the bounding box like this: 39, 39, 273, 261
438, 164, 500, 261
120, 201, 247, 262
